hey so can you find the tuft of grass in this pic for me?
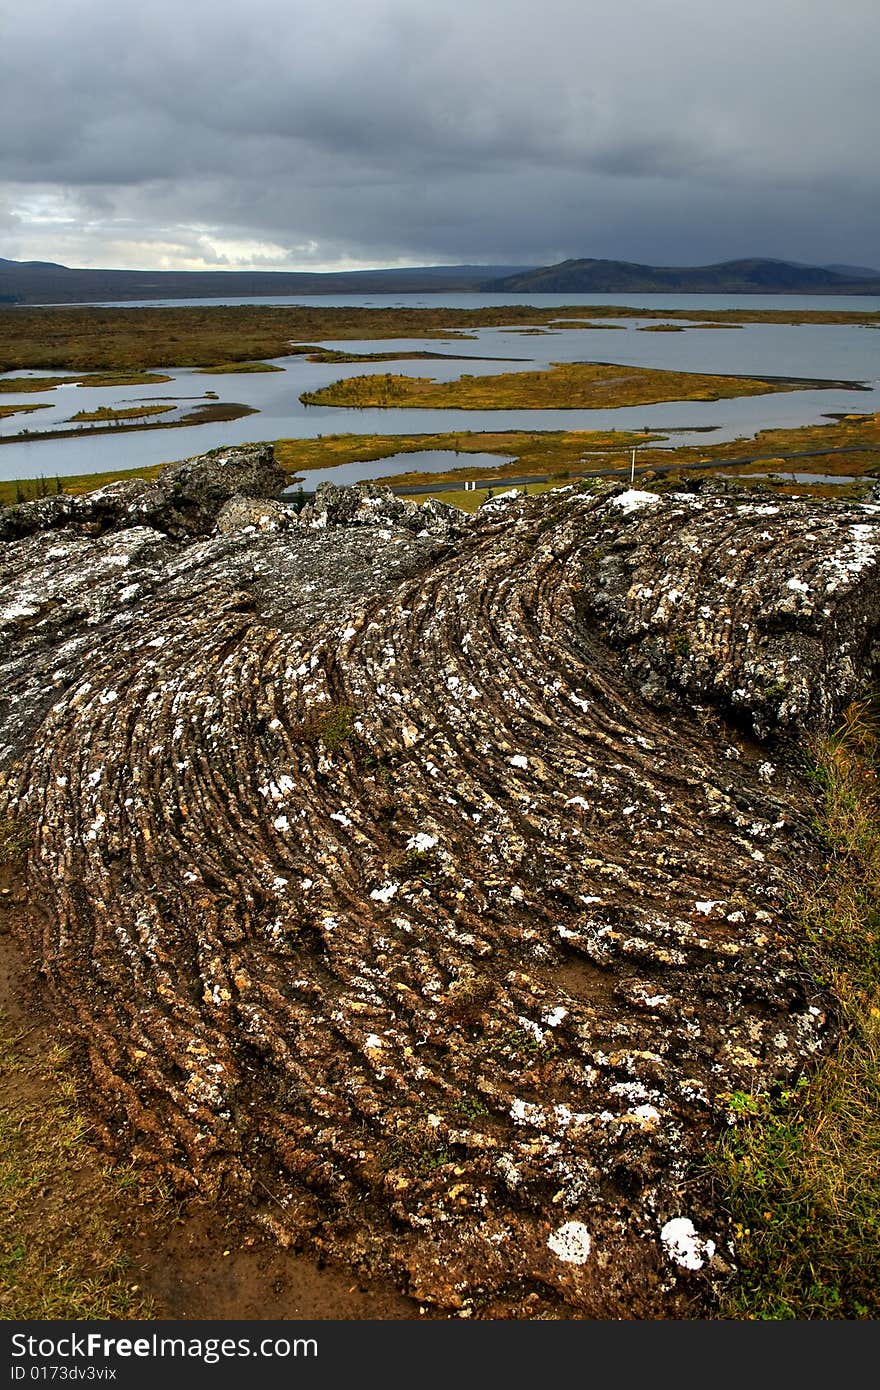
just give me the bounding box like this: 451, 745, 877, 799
292, 701, 357, 755
0, 816, 32, 867
710, 697, 880, 1319
0, 1017, 164, 1318
318, 703, 356, 753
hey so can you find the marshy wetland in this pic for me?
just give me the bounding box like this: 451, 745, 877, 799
1, 295, 878, 501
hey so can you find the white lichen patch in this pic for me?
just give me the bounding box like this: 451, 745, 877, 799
406, 832, 438, 853
509, 1098, 542, 1126
547, 1221, 592, 1265
496, 1154, 521, 1189
370, 881, 399, 903
481, 489, 521, 507
543, 1006, 568, 1027
517, 1015, 545, 1043
611, 1080, 650, 1105
631, 1104, 662, 1125
611, 490, 661, 514
660, 1217, 716, 1271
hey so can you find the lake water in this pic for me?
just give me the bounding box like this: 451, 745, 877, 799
57, 292, 880, 312
280, 450, 517, 492
1, 294, 877, 484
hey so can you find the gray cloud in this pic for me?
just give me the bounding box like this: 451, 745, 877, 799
2, 0, 879, 270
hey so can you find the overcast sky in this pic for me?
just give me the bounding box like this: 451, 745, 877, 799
2, 0, 878, 272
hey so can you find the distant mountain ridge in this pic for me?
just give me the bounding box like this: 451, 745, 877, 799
483, 257, 880, 294
1, 254, 878, 305
0, 260, 536, 305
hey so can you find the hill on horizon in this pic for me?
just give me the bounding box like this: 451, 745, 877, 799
1, 254, 879, 304
0, 260, 536, 305
483, 256, 880, 295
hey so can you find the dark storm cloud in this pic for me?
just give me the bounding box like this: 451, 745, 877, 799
2, 0, 878, 269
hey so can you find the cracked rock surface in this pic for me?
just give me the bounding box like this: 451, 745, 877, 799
1, 451, 879, 1317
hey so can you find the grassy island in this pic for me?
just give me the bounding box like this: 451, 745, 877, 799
0, 402, 50, 419
299, 361, 802, 411
195, 361, 285, 375
69, 404, 175, 424
0, 372, 172, 393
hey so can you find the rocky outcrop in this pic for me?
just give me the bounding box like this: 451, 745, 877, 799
147, 443, 287, 536
299, 480, 467, 541
0, 443, 286, 543
215, 496, 294, 535
584, 488, 880, 736
1, 459, 879, 1317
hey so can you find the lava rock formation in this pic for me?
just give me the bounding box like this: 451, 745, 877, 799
1, 446, 878, 1316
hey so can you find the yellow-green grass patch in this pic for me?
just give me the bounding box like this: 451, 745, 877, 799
709, 700, 880, 1319
2, 413, 877, 511
0, 462, 164, 507
0, 1013, 167, 1319
0, 818, 166, 1319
